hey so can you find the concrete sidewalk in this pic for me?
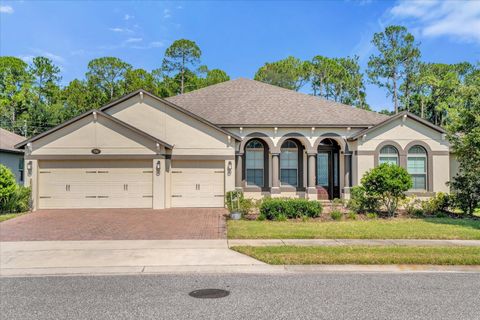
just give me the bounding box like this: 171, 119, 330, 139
0, 240, 266, 277
2, 239, 479, 277
228, 239, 480, 247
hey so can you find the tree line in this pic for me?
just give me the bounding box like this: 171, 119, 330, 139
1, 25, 478, 138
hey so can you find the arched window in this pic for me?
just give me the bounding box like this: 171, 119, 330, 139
280, 140, 298, 186
408, 145, 427, 190
245, 140, 264, 187
379, 145, 399, 165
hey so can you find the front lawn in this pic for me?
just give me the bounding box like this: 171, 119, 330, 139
228, 218, 480, 240
0, 213, 25, 223
232, 246, 480, 265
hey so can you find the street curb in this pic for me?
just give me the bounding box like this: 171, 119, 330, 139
2, 264, 479, 278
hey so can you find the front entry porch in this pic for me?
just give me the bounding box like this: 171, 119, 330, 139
235, 136, 352, 200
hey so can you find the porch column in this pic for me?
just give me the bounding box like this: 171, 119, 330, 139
235, 153, 243, 189
307, 153, 317, 199
271, 153, 280, 194
343, 152, 352, 200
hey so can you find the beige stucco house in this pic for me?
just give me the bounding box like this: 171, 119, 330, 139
15, 78, 454, 211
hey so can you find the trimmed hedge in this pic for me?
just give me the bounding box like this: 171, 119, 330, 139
259, 198, 322, 220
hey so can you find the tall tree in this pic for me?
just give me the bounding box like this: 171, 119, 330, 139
309, 55, 369, 109
0, 57, 33, 134
367, 25, 420, 114
162, 39, 201, 94
204, 68, 230, 86
86, 57, 131, 101
29, 57, 61, 105
447, 69, 480, 215
254, 56, 308, 91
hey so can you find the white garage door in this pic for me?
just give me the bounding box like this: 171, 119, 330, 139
38, 160, 152, 209
171, 160, 225, 207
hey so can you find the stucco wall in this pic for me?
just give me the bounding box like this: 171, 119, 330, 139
354, 116, 450, 193
105, 95, 235, 156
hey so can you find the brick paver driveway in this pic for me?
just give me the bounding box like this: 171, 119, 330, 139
0, 208, 227, 241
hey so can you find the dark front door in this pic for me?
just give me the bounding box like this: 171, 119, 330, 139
316, 150, 340, 199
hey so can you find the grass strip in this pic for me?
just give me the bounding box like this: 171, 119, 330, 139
232, 245, 480, 265
228, 218, 480, 240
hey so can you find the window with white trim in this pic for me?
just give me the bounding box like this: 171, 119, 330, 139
407, 145, 427, 190
245, 140, 264, 187
379, 145, 399, 165
280, 140, 298, 186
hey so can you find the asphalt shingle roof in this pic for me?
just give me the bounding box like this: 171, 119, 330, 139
0, 128, 24, 153
166, 78, 389, 127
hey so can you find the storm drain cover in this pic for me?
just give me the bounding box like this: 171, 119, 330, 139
189, 289, 230, 299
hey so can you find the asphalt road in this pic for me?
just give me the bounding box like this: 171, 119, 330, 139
1, 273, 479, 320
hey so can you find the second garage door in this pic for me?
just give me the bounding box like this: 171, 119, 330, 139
38, 160, 152, 209
170, 160, 225, 207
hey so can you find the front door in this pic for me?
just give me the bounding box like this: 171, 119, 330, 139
316, 151, 340, 199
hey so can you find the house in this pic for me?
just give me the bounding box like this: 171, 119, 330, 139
15, 78, 455, 211
0, 128, 25, 184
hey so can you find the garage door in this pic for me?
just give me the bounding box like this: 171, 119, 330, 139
38, 160, 152, 209
171, 160, 225, 207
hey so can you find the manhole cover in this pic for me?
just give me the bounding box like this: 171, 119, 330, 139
189, 289, 230, 299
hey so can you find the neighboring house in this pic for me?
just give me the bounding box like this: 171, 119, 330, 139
15, 78, 455, 211
0, 128, 25, 184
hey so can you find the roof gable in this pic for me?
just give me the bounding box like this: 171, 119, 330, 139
15, 110, 172, 150
100, 89, 241, 140
348, 111, 446, 141
166, 78, 389, 127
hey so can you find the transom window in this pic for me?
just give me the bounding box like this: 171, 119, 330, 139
408, 145, 427, 190
280, 140, 298, 186
245, 139, 264, 187
379, 145, 399, 165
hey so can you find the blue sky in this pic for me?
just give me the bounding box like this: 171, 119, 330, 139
1, 0, 479, 111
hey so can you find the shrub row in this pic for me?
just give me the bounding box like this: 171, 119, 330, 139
0, 164, 31, 214
259, 198, 322, 221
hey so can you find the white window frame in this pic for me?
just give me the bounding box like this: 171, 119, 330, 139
280, 140, 298, 187
245, 140, 264, 187
407, 145, 428, 191
379, 145, 399, 166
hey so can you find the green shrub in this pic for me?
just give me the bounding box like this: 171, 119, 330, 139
347, 185, 380, 214
347, 211, 357, 220
0, 165, 31, 214
366, 212, 378, 219
330, 210, 343, 221
225, 191, 257, 215
259, 198, 322, 221
361, 163, 412, 217
0, 165, 17, 208
1, 186, 31, 213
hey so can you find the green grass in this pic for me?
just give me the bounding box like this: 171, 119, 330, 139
0, 213, 26, 222
228, 218, 480, 240
232, 245, 480, 265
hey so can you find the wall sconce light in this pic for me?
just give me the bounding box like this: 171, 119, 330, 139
27, 161, 32, 177
227, 161, 232, 176
156, 160, 161, 176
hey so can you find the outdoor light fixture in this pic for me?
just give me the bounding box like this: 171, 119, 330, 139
156, 160, 161, 176
27, 161, 32, 176
227, 161, 232, 176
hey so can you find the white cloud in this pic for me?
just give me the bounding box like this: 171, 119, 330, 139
109, 27, 133, 33
125, 37, 142, 43
124, 14, 134, 20
390, 0, 480, 43
0, 5, 14, 14
163, 8, 171, 18
131, 41, 165, 50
